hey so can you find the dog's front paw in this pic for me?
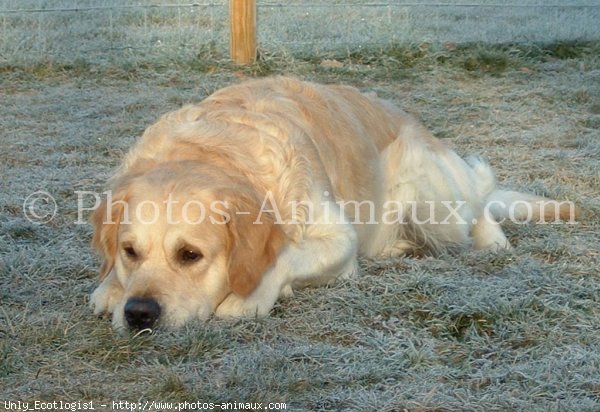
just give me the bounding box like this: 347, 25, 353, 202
280, 284, 294, 298
89, 276, 124, 316
215, 294, 273, 319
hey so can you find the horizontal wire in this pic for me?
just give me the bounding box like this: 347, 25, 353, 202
1, 2, 598, 15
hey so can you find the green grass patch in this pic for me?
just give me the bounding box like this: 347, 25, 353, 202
2, 41, 597, 83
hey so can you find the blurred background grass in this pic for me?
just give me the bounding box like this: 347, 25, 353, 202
1, 0, 598, 67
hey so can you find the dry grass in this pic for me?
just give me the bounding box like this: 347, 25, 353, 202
1, 40, 599, 411
1, 1, 598, 66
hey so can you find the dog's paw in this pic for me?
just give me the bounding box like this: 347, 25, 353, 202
90, 279, 124, 316
215, 294, 273, 319
280, 284, 294, 298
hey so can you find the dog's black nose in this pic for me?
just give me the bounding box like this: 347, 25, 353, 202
124, 297, 161, 330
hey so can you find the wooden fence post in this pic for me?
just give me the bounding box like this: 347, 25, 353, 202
229, 0, 257, 65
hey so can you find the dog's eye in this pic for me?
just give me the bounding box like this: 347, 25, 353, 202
179, 249, 203, 263
123, 246, 138, 259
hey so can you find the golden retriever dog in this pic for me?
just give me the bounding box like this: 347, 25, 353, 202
90, 77, 574, 331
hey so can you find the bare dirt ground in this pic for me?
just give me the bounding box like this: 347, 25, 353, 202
1, 42, 599, 410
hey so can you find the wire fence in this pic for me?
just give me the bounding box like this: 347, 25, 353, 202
1, 1, 598, 66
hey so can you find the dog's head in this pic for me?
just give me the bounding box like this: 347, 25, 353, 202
91, 161, 284, 331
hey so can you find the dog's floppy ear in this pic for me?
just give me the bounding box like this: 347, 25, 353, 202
91, 189, 128, 280
226, 192, 285, 297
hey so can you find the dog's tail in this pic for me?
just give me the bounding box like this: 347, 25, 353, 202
485, 190, 577, 223
467, 157, 577, 224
